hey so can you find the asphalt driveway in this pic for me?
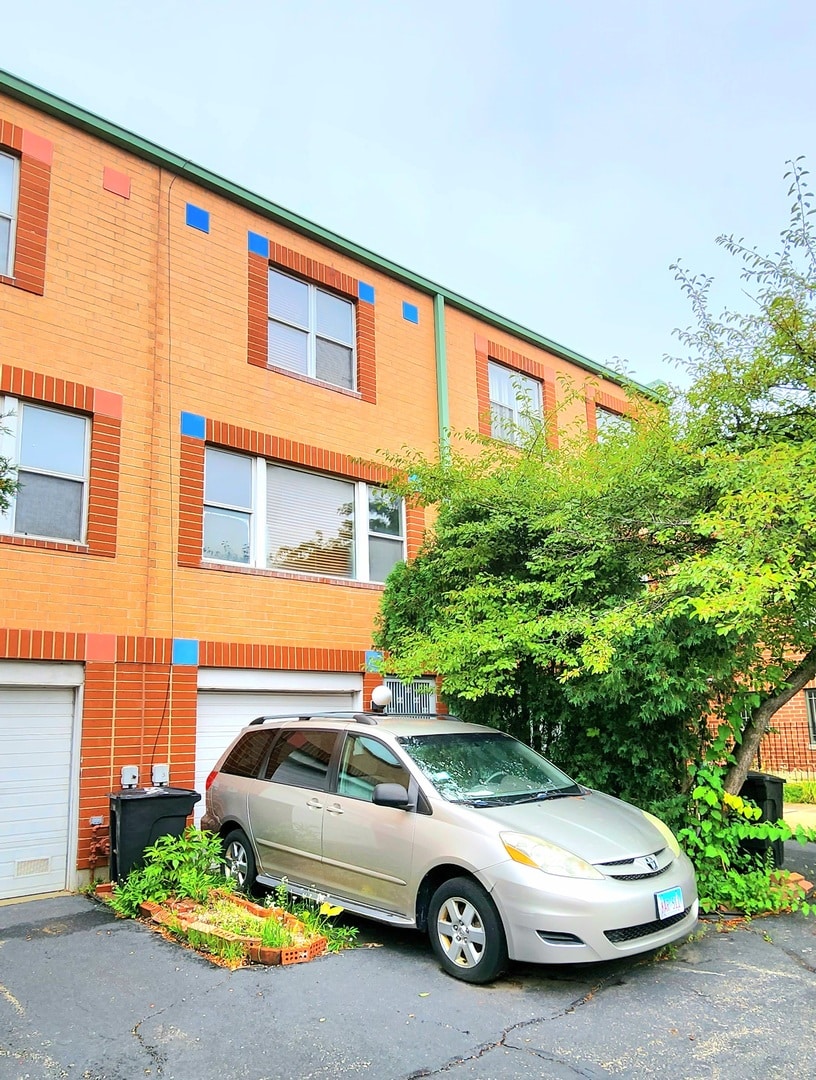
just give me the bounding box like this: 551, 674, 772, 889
1, 842, 814, 1080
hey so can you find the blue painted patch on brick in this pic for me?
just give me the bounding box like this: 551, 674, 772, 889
248, 231, 269, 257
172, 639, 199, 666
402, 302, 419, 324
185, 203, 210, 233
180, 411, 206, 439
365, 650, 384, 673
358, 281, 375, 304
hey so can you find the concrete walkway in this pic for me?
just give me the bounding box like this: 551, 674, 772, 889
1, 841, 814, 1080
784, 802, 816, 830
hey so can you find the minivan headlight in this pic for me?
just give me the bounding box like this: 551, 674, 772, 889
501, 832, 604, 879
640, 810, 681, 856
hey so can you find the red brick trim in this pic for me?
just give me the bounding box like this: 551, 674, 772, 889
584, 386, 637, 440
0, 627, 84, 660
199, 640, 367, 672
474, 335, 558, 449
0, 365, 121, 557
177, 418, 419, 573
0, 117, 51, 296
247, 247, 377, 403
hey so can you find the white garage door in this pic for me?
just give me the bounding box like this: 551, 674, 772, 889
195, 690, 357, 823
0, 686, 76, 899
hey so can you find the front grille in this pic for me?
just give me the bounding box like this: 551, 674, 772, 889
604, 906, 692, 944
608, 863, 672, 882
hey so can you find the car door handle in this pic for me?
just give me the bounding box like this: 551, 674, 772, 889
306, 797, 324, 810
325, 804, 344, 815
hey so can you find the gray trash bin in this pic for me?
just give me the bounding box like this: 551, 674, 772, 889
109, 787, 200, 881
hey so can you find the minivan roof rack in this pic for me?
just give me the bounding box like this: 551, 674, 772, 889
247, 710, 457, 727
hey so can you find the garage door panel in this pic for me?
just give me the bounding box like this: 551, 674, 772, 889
0, 686, 76, 899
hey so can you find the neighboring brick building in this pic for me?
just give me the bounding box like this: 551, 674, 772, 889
0, 70, 705, 901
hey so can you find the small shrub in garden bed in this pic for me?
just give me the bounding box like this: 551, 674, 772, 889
98, 827, 356, 967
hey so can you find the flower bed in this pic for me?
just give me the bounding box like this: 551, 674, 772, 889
138, 890, 327, 966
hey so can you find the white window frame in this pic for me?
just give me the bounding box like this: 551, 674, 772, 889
595, 405, 632, 441
267, 268, 357, 390
202, 448, 404, 583
0, 396, 90, 543
0, 149, 20, 278
806, 689, 816, 747
488, 360, 542, 445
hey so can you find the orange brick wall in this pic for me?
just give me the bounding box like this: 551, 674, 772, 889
0, 86, 683, 887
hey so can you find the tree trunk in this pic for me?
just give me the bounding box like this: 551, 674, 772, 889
724, 645, 816, 794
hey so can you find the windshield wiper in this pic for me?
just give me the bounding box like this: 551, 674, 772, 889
512, 787, 581, 804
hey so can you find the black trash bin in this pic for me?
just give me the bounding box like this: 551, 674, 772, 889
109, 787, 201, 881
739, 771, 786, 869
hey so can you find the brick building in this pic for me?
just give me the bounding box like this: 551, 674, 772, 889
2, 69, 807, 903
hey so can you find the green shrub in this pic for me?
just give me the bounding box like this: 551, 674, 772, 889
784, 780, 816, 805
676, 766, 815, 916
107, 827, 229, 918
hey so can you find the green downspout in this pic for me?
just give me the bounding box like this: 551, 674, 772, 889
433, 293, 450, 461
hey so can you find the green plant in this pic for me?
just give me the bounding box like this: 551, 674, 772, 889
108, 827, 230, 918
269, 881, 359, 953
676, 765, 815, 916
784, 781, 816, 805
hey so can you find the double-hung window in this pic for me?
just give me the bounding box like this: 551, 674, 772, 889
0, 398, 90, 542
203, 448, 254, 564
595, 405, 632, 441
488, 360, 542, 445
806, 690, 816, 746
203, 448, 405, 583
268, 268, 356, 390
0, 150, 19, 278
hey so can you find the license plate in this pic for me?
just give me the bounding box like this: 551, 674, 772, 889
655, 886, 684, 920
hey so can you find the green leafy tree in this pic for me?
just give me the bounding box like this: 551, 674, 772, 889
376, 158, 816, 805
0, 414, 18, 513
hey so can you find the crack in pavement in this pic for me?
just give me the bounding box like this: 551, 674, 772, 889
130, 968, 236, 1077
743, 924, 816, 975
401, 974, 618, 1078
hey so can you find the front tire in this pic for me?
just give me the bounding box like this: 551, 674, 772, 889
428, 876, 508, 984
222, 828, 257, 894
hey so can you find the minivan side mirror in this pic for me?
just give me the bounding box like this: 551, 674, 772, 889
372, 783, 414, 810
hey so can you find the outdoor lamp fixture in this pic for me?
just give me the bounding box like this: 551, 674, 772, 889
370, 685, 393, 713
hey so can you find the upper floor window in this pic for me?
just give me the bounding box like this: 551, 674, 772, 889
268, 268, 356, 390
488, 360, 542, 445
203, 447, 404, 583
806, 689, 816, 746
595, 405, 632, 441
0, 151, 19, 278
0, 398, 89, 543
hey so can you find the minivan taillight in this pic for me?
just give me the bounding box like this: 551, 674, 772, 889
205, 770, 218, 791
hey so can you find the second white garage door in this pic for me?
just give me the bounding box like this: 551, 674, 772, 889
195, 690, 358, 822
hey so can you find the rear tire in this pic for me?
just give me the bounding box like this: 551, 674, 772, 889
428, 876, 508, 984
222, 828, 257, 894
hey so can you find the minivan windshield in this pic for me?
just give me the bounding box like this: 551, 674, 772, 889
397, 731, 582, 805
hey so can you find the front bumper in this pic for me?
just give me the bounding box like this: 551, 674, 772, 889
481, 851, 699, 964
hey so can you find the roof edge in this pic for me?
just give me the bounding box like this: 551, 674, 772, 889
0, 67, 660, 400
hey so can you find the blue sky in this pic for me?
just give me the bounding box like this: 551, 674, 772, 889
2, 1, 813, 387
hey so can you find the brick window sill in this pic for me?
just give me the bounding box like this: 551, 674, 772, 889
264, 363, 364, 401
0, 534, 94, 555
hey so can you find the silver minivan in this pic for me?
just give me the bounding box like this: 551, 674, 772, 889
202, 710, 698, 983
